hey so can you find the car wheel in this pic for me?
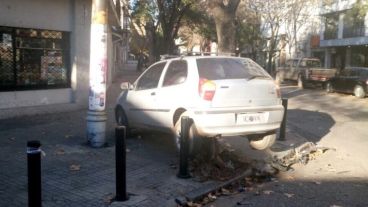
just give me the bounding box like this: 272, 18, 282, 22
174, 112, 205, 157
115, 106, 130, 135
326, 82, 334, 93
354, 85, 366, 98
297, 75, 304, 89
249, 133, 276, 150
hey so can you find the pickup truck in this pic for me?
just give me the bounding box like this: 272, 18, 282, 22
275, 58, 337, 88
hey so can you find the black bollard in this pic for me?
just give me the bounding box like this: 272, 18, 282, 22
177, 116, 191, 179
279, 98, 288, 141
27, 140, 42, 207
115, 126, 129, 201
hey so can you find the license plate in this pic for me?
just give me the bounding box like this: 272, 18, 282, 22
237, 112, 267, 124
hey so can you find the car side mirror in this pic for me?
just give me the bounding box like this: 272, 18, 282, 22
120, 82, 133, 90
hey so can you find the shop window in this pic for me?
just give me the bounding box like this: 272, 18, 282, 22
0, 26, 70, 91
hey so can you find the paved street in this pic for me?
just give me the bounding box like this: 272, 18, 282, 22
207, 85, 368, 206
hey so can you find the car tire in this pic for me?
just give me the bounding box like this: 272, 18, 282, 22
115, 106, 131, 136
354, 85, 366, 98
249, 133, 276, 150
174, 112, 205, 157
326, 82, 334, 93
297, 75, 304, 89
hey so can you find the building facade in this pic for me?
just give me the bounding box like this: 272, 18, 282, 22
318, 0, 368, 68
0, 0, 128, 112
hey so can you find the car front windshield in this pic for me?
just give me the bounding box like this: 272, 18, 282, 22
196, 58, 270, 80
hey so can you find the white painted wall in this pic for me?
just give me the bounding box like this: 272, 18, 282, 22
0, 0, 120, 111
0, 0, 91, 110
0, 0, 72, 31
0, 89, 72, 109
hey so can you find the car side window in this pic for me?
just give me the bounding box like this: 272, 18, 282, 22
135, 62, 166, 90
163, 60, 188, 87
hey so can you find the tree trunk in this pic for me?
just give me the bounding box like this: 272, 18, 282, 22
210, 0, 240, 54
213, 11, 237, 54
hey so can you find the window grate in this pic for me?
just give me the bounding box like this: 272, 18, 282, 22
0, 26, 70, 91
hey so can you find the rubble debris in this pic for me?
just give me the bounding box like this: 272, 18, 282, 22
176, 139, 280, 206
270, 142, 335, 171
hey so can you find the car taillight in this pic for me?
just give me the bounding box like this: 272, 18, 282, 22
199, 78, 216, 101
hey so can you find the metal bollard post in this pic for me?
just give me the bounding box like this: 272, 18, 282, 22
279, 98, 288, 141
27, 140, 42, 207
115, 126, 129, 201
177, 116, 191, 179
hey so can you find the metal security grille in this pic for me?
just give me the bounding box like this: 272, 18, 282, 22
0, 28, 14, 87
0, 26, 70, 91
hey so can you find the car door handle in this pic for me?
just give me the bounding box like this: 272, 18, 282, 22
151, 92, 156, 96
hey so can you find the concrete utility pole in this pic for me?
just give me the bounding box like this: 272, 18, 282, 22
87, 0, 108, 147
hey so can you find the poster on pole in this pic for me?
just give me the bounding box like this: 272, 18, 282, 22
89, 23, 108, 111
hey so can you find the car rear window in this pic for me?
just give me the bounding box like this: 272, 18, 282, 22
196, 58, 270, 80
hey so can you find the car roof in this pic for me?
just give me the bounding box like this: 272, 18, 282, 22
346, 67, 368, 70
167, 55, 251, 61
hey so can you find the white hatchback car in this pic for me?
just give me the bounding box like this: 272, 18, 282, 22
116, 56, 284, 153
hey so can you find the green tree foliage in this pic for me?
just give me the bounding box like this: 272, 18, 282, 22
235, 1, 264, 60
351, 0, 368, 18
130, 0, 195, 60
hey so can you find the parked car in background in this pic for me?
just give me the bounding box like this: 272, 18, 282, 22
326, 67, 368, 98
276, 58, 337, 88
115, 56, 284, 155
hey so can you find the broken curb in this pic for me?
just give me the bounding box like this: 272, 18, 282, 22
175, 169, 252, 206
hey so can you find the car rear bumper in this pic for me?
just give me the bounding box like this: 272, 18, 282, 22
191, 105, 284, 137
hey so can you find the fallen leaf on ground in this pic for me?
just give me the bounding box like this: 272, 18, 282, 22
8, 137, 16, 141
221, 188, 231, 196
313, 181, 322, 185
126, 148, 130, 152
285, 175, 295, 181
69, 164, 81, 171
55, 149, 65, 155
65, 135, 72, 138
236, 201, 252, 206
207, 193, 217, 201
187, 201, 202, 207
103, 193, 114, 204
263, 190, 274, 195
284, 193, 294, 198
